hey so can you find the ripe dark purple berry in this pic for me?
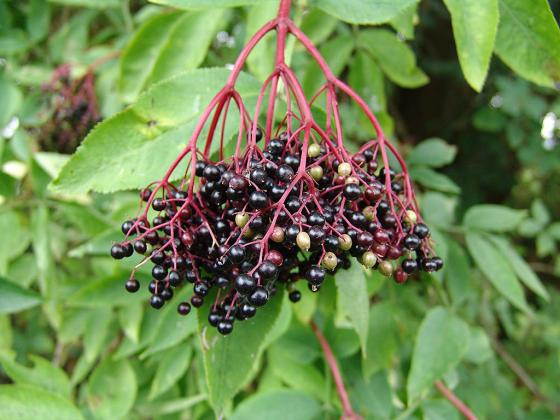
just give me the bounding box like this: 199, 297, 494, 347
150, 295, 164, 309
125, 278, 140, 293
248, 287, 269, 306
177, 302, 191, 315
234, 274, 256, 295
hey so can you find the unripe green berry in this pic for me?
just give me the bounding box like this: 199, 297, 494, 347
379, 260, 393, 276
308, 144, 321, 158
296, 231, 311, 251
322, 252, 338, 270
345, 176, 359, 185
337, 162, 351, 177
405, 210, 417, 224
271, 226, 285, 243
339, 234, 352, 251
363, 206, 375, 221
361, 251, 377, 268
309, 166, 324, 181
235, 212, 249, 228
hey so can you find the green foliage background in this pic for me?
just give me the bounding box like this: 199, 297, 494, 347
0, 0, 559, 418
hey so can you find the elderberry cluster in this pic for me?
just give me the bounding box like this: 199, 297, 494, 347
111, 128, 442, 335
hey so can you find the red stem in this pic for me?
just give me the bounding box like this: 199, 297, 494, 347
435, 381, 478, 420
310, 321, 361, 419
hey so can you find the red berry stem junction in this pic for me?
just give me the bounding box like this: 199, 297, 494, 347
111, 0, 446, 413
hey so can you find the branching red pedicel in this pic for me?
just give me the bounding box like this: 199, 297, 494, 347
111, 0, 443, 333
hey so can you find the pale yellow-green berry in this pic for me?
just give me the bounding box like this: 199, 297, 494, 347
271, 226, 285, 243
235, 212, 249, 228
308, 144, 321, 158
339, 234, 352, 251
363, 206, 375, 221
361, 251, 377, 269
322, 252, 338, 270
337, 162, 352, 177
379, 260, 394, 276
345, 176, 359, 185
309, 166, 324, 181
405, 210, 418, 224
296, 231, 311, 252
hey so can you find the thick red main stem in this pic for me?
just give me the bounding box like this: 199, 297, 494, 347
310, 321, 361, 419
435, 381, 478, 420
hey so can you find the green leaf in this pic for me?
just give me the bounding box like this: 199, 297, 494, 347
48, 0, 119, 8
200, 294, 290, 415
358, 28, 428, 88
149, 0, 272, 9
0, 352, 71, 398
463, 326, 493, 364
465, 233, 530, 313
335, 263, 369, 356
310, 0, 420, 25
268, 346, 326, 401
140, 287, 198, 357
488, 236, 549, 301
463, 205, 526, 232
149, 345, 193, 400
351, 372, 394, 419
31, 205, 54, 296
364, 302, 398, 378
422, 399, 460, 420
245, 1, 278, 82
408, 138, 457, 168
548, 222, 560, 240
0, 210, 30, 274
86, 358, 137, 419
410, 166, 460, 194
83, 308, 113, 363
27, 0, 50, 43
443, 0, 499, 91
51, 68, 261, 194
300, 8, 338, 46
230, 390, 321, 420
421, 192, 457, 228
495, 0, 560, 87
68, 275, 146, 307
348, 50, 386, 113
531, 199, 550, 225
0, 384, 83, 420
445, 239, 473, 306
407, 307, 470, 403
119, 10, 225, 103
118, 303, 143, 343
0, 277, 41, 314
303, 35, 355, 96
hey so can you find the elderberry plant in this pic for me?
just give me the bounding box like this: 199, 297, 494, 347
111, 0, 442, 337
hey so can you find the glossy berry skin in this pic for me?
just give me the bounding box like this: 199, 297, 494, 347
234, 274, 256, 295
177, 302, 191, 315
111, 244, 126, 260
403, 234, 421, 250
402, 259, 418, 274
421, 258, 437, 272
150, 295, 164, 309
208, 311, 222, 327
258, 261, 278, 279
168, 270, 182, 286
343, 184, 361, 201
133, 240, 147, 254
277, 164, 295, 182
191, 295, 204, 308
289, 290, 301, 302
125, 279, 140, 293
217, 320, 234, 335
152, 265, 167, 280
432, 257, 444, 271
307, 266, 326, 285
161, 287, 173, 301
240, 303, 257, 318
249, 191, 268, 209
228, 245, 246, 264
413, 223, 430, 239
248, 287, 269, 307
121, 220, 134, 235
194, 282, 209, 297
